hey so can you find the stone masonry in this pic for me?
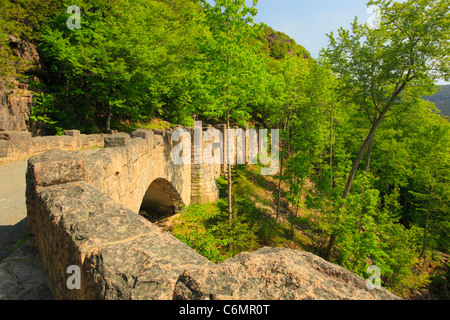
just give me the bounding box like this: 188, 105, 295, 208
25, 128, 401, 300
0, 130, 106, 164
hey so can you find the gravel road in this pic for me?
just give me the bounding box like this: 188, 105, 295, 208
0, 160, 28, 263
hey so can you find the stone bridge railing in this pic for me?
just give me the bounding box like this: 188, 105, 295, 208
0, 130, 106, 164
24, 128, 400, 300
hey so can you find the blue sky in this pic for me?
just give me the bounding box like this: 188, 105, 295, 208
252, 0, 448, 85
253, 0, 371, 59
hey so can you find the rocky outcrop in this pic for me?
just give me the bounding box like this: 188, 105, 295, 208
0, 35, 46, 132
7, 35, 43, 73
0, 241, 54, 300
174, 247, 400, 300
0, 86, 33, 131
261, 26, 311, 60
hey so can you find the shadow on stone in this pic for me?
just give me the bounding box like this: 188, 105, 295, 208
140, 207, 177, 224
0, 218, 28, 263
0, 240, 55, 300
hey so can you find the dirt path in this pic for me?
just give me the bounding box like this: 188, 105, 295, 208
0, 160, 55, 299
0, 160, 28, 263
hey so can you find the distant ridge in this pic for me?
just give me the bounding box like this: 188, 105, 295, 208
423, 84, 450, 116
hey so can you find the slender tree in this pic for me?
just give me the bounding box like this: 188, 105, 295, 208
199, 0, 267, 222
273, 56, 310, 220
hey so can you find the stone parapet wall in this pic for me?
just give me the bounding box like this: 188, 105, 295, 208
0, 130, 106, 164
26, 180, 212, 299
13, 127, 220, 212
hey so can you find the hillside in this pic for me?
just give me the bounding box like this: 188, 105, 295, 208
259, 26, 311, 61
423, 84, 450, 116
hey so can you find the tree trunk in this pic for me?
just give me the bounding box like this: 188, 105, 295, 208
342, 110, 387, 200
360, 139, 374, 198
364, 139, 373, 173
342, 77, 410, 199
227, 99, 232, 223
330, 107, 334, 188
363, 113, 377, 175
291, 189, 302, 239
420, 211, 429, 260
276, 157, 284, 221
276, 112, 290, 220
323, 233, 336, 259
324, 110, 387, 260
225, 22, 233, 224
106, 103, 112, 132
420, 164, 435, 261
323, 108, 334, 259
324, 78, 411, 260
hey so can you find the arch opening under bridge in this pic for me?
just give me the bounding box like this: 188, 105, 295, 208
138, 178, 184, 223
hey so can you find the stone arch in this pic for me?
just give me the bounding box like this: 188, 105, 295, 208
139, 178, 184, 222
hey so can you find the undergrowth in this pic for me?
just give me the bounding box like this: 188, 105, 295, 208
171, 165, 307, 263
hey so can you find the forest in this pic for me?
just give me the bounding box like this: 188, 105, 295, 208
1, 0, 449, 299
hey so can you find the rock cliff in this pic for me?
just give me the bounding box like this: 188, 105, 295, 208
0, 35, 45, 132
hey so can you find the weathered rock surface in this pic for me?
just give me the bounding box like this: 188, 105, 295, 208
7, 35, 43, 71
27, 180, 213, 299
0, 88, 33, 131
0, 35, 45, 132
174, 247, 401, 300
0, 240, 54, 300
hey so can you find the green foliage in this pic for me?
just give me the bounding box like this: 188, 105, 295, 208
37, 0, 207, 132
173, 203, 228, 263
332, 184, 429, 292
197, 0, 269, 125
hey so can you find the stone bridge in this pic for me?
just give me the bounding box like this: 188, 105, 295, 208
1, 125, 223, 217
80, 128, 221, 215
23, 128, 400, 300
